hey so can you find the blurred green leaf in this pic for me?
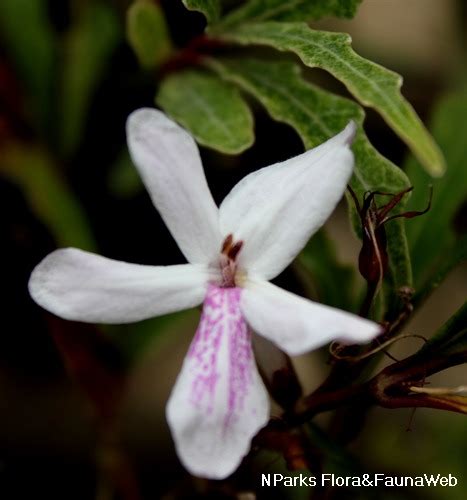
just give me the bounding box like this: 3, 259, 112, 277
126, 0, 172, 69
60, 2, 120, 155
0, 0, 55, 133
219, 23, 445, 177
0, 145, 96, 250
208, 57, 412, 290
156, 69, 254, 154
419, 301, 467, 357
218, 0, 362, 28
182, 0, 221, 23
297, 230, 356, 312
412, 234, 467, 309
405, 90, 467, 286
107, 150, 143, 199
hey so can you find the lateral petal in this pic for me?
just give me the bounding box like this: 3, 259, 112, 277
29, 248, 216, 323
127, 108, 221, 265
166, 284, 269, 479
219, 122, 356, 280
241, 279, 381, 356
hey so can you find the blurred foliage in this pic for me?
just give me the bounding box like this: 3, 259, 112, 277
107, 149, 143, 198
419, 301, 467, 357
126, 0, 172, 69
0, 0, 55, 134
0, 0, 466, 498
60, 2, 120, 155
405, 88, 467, 289
296, 229, 356, 312
107, 309, 198, 364
0, 145, 96, 249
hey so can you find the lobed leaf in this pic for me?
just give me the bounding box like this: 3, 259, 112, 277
405, 89, 467, 286
218, 0, 362, 28
208, 57, 412, 289
156, 70, 254, 154
182, 0, 221, 23
218, 23, 445, 177
126, 0, 172, 69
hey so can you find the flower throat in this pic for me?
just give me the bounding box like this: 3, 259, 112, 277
220, 234, 243, 288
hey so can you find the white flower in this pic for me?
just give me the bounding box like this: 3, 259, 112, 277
29, 109, 381, 479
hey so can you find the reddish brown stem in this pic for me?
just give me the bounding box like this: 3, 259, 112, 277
159, 35, 225, 77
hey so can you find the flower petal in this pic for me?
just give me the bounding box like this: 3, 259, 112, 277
166, 284, 269, 479
241, 279, 381, 356
219, 121, 356, 280
127, 108, 221, 265
29, 248, 216, 323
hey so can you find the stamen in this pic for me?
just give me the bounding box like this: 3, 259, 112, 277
221, 234, 233, 254
228, 241, 243, 261
219, 235, 244, 288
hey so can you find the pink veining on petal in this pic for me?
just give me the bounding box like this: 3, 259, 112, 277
166, 283, 270, 478
187, 284, 224, 414
225, 287, 254, 431
187, 284, 255, 429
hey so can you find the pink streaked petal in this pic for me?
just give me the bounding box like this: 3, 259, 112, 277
166, 284, 269, 479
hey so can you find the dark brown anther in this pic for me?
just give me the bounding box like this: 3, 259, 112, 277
220, 235, 244, 287
221, 234, 244, 262
227, 241, 243, 261
221, 234, 233, 254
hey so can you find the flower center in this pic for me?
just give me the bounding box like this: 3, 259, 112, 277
220, 234, 244, 288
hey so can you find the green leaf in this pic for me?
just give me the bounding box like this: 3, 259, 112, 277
218, 23, 445, 177
218, 0, 362, 28
0, 145, 96, 250
296, 230, 357, 312
156, 70, 254, 154
208, 57, 412, 289
182, 0, 221, 23
0, 0, 55, 133
60, 2, 120, 156
405, 89, 467, 286
126, 0, 172, 69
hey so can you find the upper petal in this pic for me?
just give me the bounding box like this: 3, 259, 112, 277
166, 284, 269, 479
241, 279, 381, 356
29, 248, 216, 323
219, 121, 356, 280
127, 108, 221, 265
